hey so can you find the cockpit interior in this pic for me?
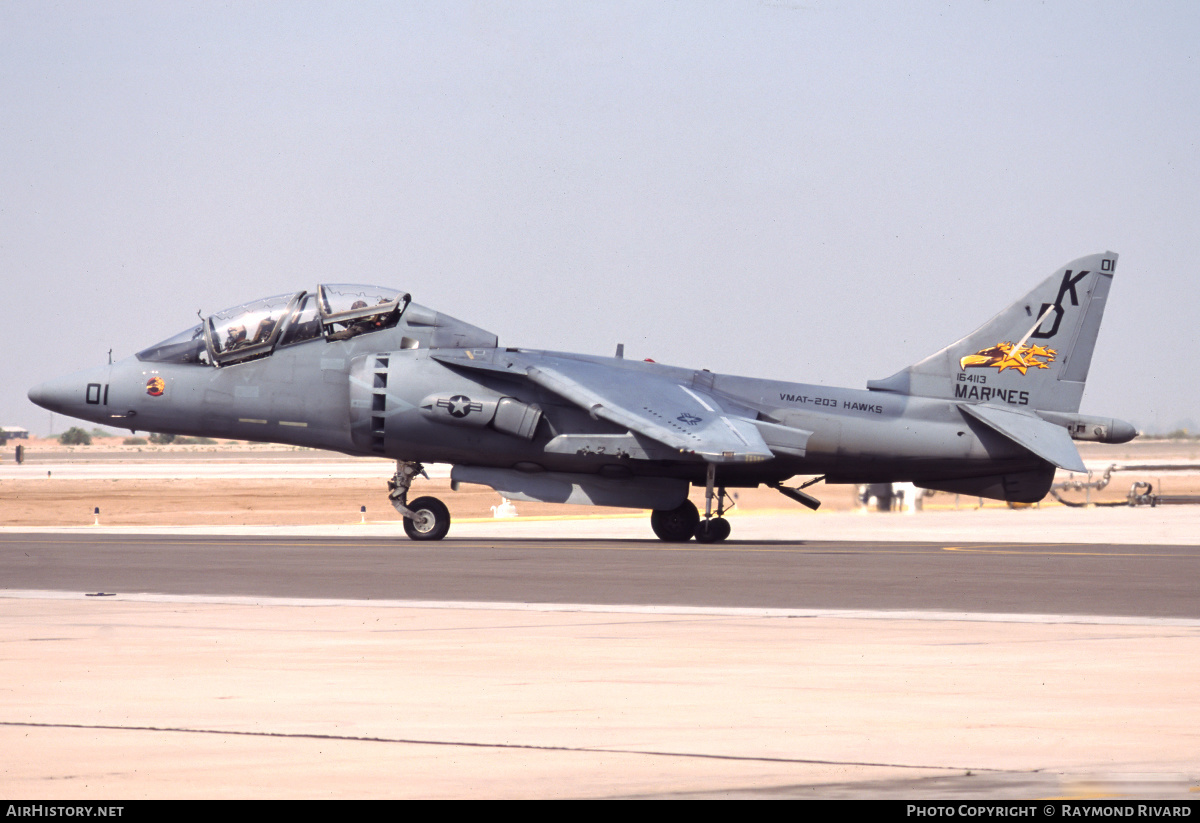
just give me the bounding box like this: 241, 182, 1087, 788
137, 285, 410, 366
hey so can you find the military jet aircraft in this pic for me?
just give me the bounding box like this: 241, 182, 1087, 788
28, 252, 1136, 542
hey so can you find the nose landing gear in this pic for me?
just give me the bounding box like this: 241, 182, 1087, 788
388, 460, 451, 540
402, 496, 451, 540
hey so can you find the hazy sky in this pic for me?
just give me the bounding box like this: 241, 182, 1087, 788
3, 1, 1198, 436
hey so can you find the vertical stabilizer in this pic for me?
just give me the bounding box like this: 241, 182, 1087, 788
867, 252, 1117, 413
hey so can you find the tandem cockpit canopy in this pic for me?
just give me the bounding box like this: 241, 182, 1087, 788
136, 285, 411, 366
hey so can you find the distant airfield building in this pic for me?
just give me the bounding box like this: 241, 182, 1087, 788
1, 427, 30, 440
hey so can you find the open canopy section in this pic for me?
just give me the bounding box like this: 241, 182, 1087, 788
137, 285, 411, 366
318, 285, 411, 342
205, 291, 300, 364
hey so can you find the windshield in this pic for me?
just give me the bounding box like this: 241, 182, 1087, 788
137, 324, 210, 364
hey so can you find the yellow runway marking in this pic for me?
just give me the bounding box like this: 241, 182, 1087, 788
943, 544, 1194, 558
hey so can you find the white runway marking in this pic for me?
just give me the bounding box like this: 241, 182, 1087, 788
6, 589, 1200, 627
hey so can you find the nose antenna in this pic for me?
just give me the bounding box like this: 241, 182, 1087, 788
107, 349, 112, 365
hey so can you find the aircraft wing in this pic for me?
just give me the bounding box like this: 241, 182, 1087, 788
434, 351, 774, 463
523, 356, 776, 463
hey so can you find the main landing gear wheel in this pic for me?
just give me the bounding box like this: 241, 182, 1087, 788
694, 517, 731, 544
402, 496, 451, 541
651, 500, 700, 542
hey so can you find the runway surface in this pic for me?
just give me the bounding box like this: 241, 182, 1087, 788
8, 440, 1200, 796
5, 517, 1199, 799
4, 533, 1200, 619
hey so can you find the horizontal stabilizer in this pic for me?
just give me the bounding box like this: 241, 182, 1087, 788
958, 403, 1085, 473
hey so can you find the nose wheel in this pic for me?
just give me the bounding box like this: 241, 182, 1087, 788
388, 461, 451, 540
402, 496, 451, 541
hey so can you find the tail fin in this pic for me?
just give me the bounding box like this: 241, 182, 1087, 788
867, 252, 1118, 413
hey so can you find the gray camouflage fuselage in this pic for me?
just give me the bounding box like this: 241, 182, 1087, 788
29, 253, 1137, 519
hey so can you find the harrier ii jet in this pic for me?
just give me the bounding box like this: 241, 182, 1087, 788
29, 252, 1135, 542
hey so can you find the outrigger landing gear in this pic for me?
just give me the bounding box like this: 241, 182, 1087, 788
388, 460, 451, 540
694, 463, 732, 544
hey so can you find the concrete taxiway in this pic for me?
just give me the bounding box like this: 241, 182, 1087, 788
3, 506, 1200, 799
4, 530, 1200, 618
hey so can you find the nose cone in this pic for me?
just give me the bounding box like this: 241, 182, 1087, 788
28, 379, 67, 413
27, 382, 49, 409
27, 365, 111, 419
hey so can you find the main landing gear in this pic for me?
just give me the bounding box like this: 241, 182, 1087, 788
650, 500, 700, 542
649, 464, 733, 543
388, 460, 451, 540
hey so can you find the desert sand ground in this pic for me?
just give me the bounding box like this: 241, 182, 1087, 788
2, 435, 1199, 527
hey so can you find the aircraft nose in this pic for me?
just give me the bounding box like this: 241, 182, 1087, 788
27, 369, 102, 415
27, 380, 60, 412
